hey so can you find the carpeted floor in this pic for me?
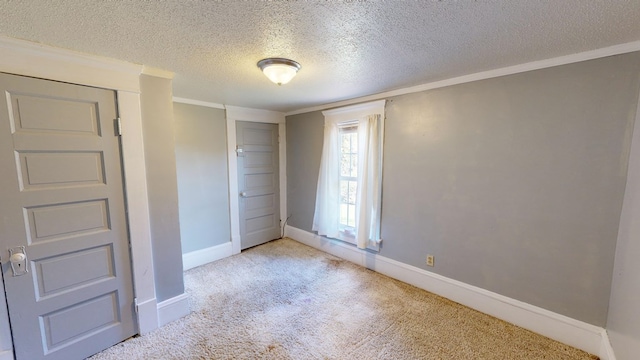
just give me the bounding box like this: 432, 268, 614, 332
90, 238, 598, 359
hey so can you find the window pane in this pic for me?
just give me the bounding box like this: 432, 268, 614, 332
340, 203, 348, 226
341, 133, 350, 154
340, 154, 350, 177
350, 133, 358, 153
348, 180, 357, 204
350, 154, 357, 177
340, 180, 348, 203
348, 204, 356, 227
337, 125, 361, 233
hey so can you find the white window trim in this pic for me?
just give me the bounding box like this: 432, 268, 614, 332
322, 100, 386, 124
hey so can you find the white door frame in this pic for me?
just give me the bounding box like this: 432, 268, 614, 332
226, 106, 286, 254
0, 36, 160, 358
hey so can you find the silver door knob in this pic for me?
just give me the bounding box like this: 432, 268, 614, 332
240, 192, 247, 197
10, 253, 26, 263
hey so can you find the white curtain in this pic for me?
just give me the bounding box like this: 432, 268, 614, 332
355, 114, 383, 249
312, 119, 341, 239
313, 112, 384, 250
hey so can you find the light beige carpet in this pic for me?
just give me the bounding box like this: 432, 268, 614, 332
90, 238, 598, 360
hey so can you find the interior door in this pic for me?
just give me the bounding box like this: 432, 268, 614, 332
236, 121, 281, 249
0, 73, 136, 360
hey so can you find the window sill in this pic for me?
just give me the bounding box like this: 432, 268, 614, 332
318, 230, 381, 252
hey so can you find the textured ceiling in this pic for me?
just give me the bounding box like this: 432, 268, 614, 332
1, 1, 639, 112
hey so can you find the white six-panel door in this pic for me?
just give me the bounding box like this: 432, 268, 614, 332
0, 73, 136, 360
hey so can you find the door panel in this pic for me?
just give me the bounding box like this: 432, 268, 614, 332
17, 151, 105, 188
10, 94, 100, 135
0, 73, 136, 360
237, 121, 280, 249
26, 199, 109, 242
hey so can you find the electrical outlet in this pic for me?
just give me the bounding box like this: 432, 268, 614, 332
426, 254, 434, 267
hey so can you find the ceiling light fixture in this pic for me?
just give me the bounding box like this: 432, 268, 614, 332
257, 58, 301, 85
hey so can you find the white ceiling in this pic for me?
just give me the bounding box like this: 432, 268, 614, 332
1, 1, 639, 113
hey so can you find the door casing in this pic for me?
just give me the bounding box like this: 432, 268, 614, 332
225, 106, 287, 256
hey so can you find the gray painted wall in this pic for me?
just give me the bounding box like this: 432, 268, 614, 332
139, 75, 185, 302
174, 103, 231, 253
286, 110, 325, 230
286, 53, 640, 326
607, 93, 640, 358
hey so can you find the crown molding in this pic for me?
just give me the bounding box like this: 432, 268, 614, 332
286, 40, 640, 116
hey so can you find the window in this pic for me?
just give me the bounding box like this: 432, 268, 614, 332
312, 100, 385, 250
339, 124, 358, 239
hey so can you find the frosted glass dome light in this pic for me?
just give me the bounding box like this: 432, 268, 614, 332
257, 58, 301, 85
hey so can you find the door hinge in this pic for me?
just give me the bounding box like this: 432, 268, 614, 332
134, 298, 139, 314
115, 117, 122, 136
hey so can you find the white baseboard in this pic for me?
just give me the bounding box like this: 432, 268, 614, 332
599, 330, 617, 360
157, 293, 190, 327
182, 242, 233, 271
136, 297, 158, 335
285, 225, 613, 359
231, 235, 242, 255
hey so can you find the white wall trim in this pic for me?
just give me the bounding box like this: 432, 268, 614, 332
226, 105, 285, 124
279, 123, 287, 231
226, 116, 242, 255
226, 106, 287, 254
142, 65, 174, 79
135, 298, 159, 335
600, 330, 617, 360
117, 91, 158, 335
285, 225, 611, 358
0, 35, 142, 92
286, 40, 640, 116
157, 293, 191, 327
182, 242, 233, 271
322, 99, 386, 119
0, 36, 159, 338
173, 97, 226, 109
